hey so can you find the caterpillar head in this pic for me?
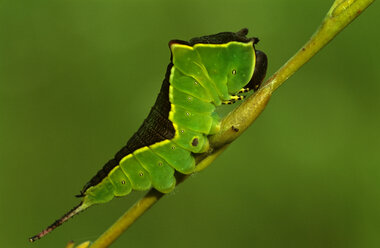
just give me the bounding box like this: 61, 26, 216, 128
187, 28, 267, 94
169, 28, 267, 103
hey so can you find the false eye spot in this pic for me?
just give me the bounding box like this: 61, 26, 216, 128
232, 69, 237, 75
121, 180, 126, 185
192, 138, 199, 147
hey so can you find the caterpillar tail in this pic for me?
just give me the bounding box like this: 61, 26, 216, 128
29, 201, 89, 242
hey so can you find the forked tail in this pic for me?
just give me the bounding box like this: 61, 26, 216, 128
29, 201, 86, 242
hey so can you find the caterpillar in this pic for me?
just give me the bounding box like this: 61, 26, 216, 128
29, 28, 268, 242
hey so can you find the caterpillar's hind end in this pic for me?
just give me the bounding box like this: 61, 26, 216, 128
29, 201, 87, 242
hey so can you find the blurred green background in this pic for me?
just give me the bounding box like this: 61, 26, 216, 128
0, 0, 379, 247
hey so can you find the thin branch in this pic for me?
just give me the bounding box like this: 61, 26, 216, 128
266, 0, 375, 92
70, 0, 375, 247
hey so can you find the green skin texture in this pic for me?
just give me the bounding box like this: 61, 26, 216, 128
82, 41, 256, 209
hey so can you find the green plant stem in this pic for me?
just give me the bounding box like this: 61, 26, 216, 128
267, 0, 375, 92
88, 190, 164, 248
85, 1, 374, 247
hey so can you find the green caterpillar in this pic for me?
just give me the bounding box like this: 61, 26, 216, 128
30, 28, 268, 242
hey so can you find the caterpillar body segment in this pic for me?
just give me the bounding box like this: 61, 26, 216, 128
119, 154, 151, 191
133, 146, 176, 193
169, 67, 213, 102
108, 166, 132, 197
150, 140, 196, 174
29, 28, 268, 242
